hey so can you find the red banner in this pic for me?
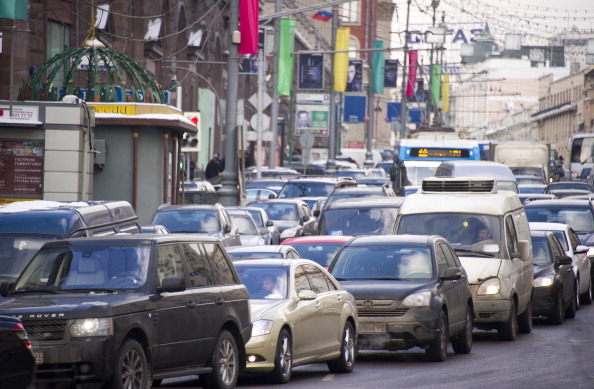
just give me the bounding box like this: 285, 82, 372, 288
406, 50, 418, 97
238, 0, 259, 55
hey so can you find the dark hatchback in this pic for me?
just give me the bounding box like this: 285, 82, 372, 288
0, 235, 251, 389
531, 231, 577, 324
328, 235, 474, 362
524, 199, 594, 241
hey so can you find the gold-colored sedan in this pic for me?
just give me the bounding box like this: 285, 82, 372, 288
233, 258, 358, 384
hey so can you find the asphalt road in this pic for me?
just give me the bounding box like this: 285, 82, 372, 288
160, 302, 594, 389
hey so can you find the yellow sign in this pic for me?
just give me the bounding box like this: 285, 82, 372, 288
91, 105, 137, 115
0, 198, 39, 205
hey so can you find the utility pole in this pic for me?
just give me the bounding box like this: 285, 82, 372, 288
256, 48, 265, 179
268, 0, 282, 169
326, 5, 339, 176
364, 0, 376, 167
398, 0, 412, 141
218, 0, 240, 206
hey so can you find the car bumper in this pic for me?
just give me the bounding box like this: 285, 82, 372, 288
32, 337, 116, 384
532, 286, 558, 316
243, 333, 279, 374
355, 308, 440, 351
471, 298, 512, 325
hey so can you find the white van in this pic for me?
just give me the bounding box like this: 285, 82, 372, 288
435, 160, 519, 193
395, 177, 534, 340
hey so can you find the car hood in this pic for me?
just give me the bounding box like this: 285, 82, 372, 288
533, 264, 553, 278
273, 220, 299, 232
249, 299, 288, 320
336, 280, 432, 300
0, 293, 148, 319
240, 235, 264, 246
458, 256, 503, 284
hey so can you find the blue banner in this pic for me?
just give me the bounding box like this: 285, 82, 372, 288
343, 96, 366, 123
386, 102, 425, 124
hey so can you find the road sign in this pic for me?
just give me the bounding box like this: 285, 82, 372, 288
250, 113, 271, 131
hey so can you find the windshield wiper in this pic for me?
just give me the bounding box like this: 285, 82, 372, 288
454, 248, 496, 258
62, 288, 117, 294
13, 288, 58, 294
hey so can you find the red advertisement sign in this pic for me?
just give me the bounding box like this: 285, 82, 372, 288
0, 141, 44, 196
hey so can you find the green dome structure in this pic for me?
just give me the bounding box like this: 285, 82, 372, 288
18, 38, 165, 104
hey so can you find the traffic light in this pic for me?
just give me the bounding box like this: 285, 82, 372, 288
182, 111, 200, 152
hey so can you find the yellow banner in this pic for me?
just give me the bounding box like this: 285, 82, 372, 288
442, 74, 449, 112
334, 27, 350, 92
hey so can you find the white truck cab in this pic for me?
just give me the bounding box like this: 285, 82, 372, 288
395, 177, 534, 340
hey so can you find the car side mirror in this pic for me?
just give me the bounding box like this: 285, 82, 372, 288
158, 276, 186, 293
512, 240, 530, 260
268, 193, 277, 199
297, 289, 317, 300
555, 255, 572, 266
266, 220, 274, 227
440, 267, 462, 281
224, 224, 232, 233
0, 281, 14, 297
302, 215, 310, 223
313, 210, 320, 217
575, 245, 590, 254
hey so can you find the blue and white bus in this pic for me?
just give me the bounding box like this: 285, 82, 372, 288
391, 138, 481, 195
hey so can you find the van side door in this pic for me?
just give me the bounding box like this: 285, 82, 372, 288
504, 214, 532, 314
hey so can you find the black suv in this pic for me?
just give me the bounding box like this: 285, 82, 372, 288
0, 235, 252, 389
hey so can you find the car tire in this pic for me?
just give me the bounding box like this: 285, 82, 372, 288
548, 289, 564, 325
498, 300, 517, 341
580, 276, 593, 305
426, 311, 448, 362
327, 321, 356, 373
109, 339, 149, 389
518, 300, 533, 334
451, 305, 473, 354
565, 284, 578, 319
201, 330, 239, 389
575, 278, 581, 311
265, 328, 293, 384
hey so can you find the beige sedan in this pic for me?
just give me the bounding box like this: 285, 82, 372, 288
233, 258, 358, 384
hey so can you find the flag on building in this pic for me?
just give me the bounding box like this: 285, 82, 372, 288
371, 40, 385, 94
334, 27, 350, 92
238, 0, 259, 55
313, 11, 333, 22
406, 50, 418, 97
277, 18, 296, 96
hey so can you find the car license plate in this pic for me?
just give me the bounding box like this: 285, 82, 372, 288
33, 352, 44, 364
359, 322, 386, 334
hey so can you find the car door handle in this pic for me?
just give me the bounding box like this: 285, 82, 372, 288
315, 301, 321, 308
336, 294, 342, 301
216, 297, 225, 305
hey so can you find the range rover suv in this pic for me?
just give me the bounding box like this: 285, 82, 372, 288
0, 235, 252, 389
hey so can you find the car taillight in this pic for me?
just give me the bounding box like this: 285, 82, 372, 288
12, 322, 32, 350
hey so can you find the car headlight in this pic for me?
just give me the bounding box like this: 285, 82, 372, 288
477, 277, 501, 295
534, 275, 554, 287
280, 228, 298, 239
251, 319, 274, 337
401, 291, 431, 307
69, 318, 113, 337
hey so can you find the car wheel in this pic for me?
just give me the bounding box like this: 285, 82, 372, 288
565, 284, 578, 319
201, 330, 239, 389
580, 275, 593, 305
426, 311, 448, 362
518, 299, 533, 334
451, 305, 473, 354
109, 339, 149, 389
265, 328, 293, 384
498, 300, 517, 341
327, 321, 356, 373
548, 289, 564, 325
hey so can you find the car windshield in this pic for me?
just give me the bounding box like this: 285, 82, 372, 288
278, 182, 335, 198
14, 245, 152, 293
290, 242, 345, 267
320, 207, 398, 236
331, 246, 433, 280
231, 215, 258, 235
398, 213, 501, 252
0, 235, 57, 278
227, 251, 284, 259
526, 207, 594, 233
153, 210, 220, 233
250, 203, 298, 221
531, 236, 553, 266
246, 210, 264, 228
234, 265, 289, 299
550, 231, 569, 251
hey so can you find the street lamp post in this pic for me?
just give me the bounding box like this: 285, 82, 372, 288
218, 0, 240, 206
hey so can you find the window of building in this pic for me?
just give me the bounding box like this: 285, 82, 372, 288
47, 20, 71, 85
340, 0, 360, 24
